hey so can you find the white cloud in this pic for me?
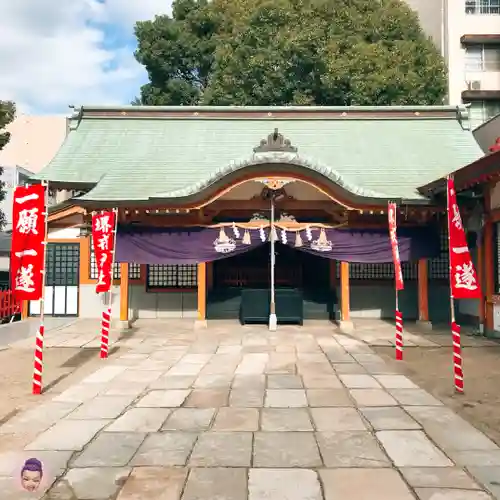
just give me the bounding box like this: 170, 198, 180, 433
0, 0, 172, 114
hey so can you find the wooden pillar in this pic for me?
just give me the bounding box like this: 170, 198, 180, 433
21, 300, 29, 320
484, 219, 494, 331
340, 261, 350, 322
120, 262, 129, 324
417, 259, 429, 323
477, 240, 485, 325
197, 262, 207, 320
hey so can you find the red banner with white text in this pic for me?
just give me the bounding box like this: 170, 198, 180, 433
10, 184, 46, 300
388, 203, 404, 291
447, 177, 481, 299
92, 211, 117, 293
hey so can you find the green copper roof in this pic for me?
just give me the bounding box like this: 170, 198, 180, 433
34, 105, 483, 203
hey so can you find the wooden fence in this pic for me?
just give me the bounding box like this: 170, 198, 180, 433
0, 290, 21, 323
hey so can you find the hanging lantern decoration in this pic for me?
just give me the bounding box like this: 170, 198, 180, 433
281, 229, 287, 244
259, 225, 266, 242
232, 223, 240, 239
305, 225, 313, 241
295, 231, 303, 247
242, 229, 251, 245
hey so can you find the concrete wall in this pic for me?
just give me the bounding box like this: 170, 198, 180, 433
78, 284, 198, 320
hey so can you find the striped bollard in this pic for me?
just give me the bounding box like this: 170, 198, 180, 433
452, 322, 464, 393
32, 324, 44, 394
395, 310, 403, 360
100, 306, 111, 358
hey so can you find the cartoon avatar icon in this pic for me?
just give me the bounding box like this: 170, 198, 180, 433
21, 458, 43, 492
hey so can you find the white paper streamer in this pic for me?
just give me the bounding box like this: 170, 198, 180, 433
232, 223, 240, 239
306, 225, 313, 241
259, 225, 266, 242
281, 229, 287, 244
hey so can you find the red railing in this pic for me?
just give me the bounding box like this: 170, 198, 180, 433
0, 290, 21, 322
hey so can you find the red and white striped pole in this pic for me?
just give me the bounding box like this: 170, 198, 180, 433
32, 324, 44, 394
452, 322, 464, 393
100, 306, 111, 358
33, 181, 48, 395
395, 309, 403, 360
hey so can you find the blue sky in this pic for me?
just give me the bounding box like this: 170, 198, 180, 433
0, 0, 172, 115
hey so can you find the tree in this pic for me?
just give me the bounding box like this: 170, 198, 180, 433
0, 101, 15, 230
134, 0, 447, 106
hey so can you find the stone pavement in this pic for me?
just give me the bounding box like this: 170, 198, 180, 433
0, 319, 499, 499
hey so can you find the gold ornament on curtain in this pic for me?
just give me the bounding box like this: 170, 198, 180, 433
295, 231, 303, 247
213, 227, 236, 253
310, 228, 333, 252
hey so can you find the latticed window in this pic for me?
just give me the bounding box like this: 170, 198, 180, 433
146, 264, 198, 289
429, 229, 449, 279
89, 238, 141, 280
334, 261, 417, 280
466, 0, 500, 14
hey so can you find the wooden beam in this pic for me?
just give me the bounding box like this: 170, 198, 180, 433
340, 261, 350, 321
197, 262, 207, 320
120, 262, 129, 322
485, 185, 494, 331
418, 259, 429, 322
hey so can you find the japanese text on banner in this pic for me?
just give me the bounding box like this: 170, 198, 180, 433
92, 211, 117, 293
447, 177, 481, 299
10, 184, 47, 300
388, 203, 404, 291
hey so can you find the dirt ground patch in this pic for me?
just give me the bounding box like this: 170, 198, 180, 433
374, 341, 500, 446
0, 345, 125, 450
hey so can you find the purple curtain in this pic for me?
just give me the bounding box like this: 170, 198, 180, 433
115, 225, 439, 264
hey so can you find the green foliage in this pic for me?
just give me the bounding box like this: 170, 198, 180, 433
134, 0, 447, 106
0, 100, 15, 229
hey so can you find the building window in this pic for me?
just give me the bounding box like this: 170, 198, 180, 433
465, 45, 500, 71
89, 238, 141, 280
146, 264, 198, 290
466, 0, 500, 14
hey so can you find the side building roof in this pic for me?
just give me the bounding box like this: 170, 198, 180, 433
32, 105, 484, 207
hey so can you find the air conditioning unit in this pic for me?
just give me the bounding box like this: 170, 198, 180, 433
467, 80, 481, 90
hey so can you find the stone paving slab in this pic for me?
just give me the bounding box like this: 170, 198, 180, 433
0, 321, 498, 498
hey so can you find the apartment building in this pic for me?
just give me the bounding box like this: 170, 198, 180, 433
407, 0, 500, 129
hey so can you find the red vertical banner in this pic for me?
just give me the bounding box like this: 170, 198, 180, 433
92, 211, 117, 294
388, 203, 404, 360
10, 184, 47, 300
388, 203, 404, 292
446, 177, 481, 393
446, 177, 481, 300
92, 210, 117, 359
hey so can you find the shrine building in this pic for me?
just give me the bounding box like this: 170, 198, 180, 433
23, 105, 500, 334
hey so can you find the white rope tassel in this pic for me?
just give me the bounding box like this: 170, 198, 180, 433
306, 225, 313, 241
281, 229, 287, 244
259, 225, 266, 242
232, 223, 240, 239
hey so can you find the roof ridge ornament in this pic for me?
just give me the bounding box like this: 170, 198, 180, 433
254, 128, 298, 153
